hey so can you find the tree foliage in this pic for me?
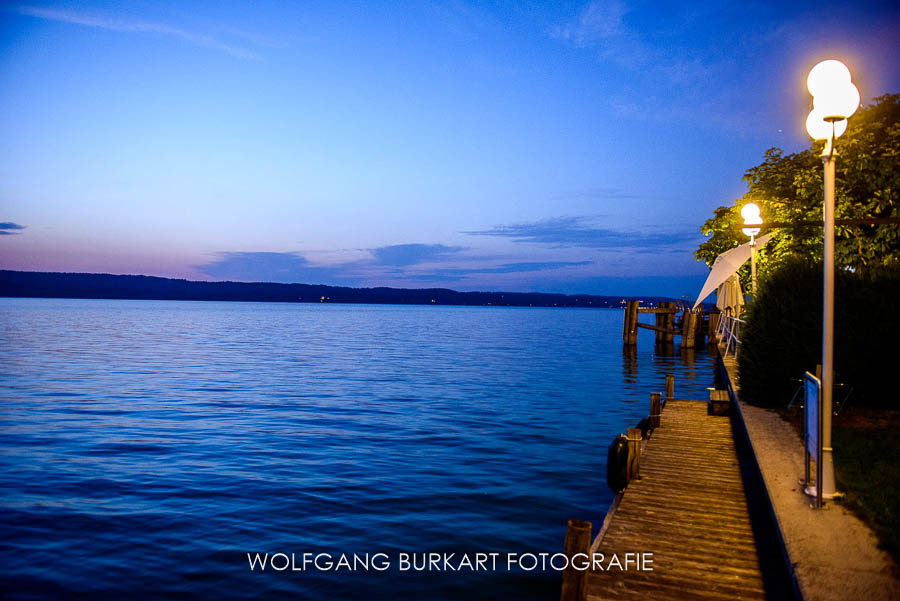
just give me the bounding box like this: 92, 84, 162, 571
696, 94, 900, 289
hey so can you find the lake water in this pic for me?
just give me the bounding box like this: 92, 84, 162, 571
0, 298, 718, 600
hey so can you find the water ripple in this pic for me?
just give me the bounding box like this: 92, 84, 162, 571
0, 299, 717, 600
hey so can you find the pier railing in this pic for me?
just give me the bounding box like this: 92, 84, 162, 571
717, 314, 745, 357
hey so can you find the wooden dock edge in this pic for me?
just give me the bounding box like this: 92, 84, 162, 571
589, 427, 653, 554
579, 353, 803, 600
715, 344, 805, 601
589, 493, 620, 555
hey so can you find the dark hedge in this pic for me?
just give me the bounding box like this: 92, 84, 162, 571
738, 258, 900, 407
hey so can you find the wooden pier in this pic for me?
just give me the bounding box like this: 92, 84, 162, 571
560, 383, 792, 600
584, 399, 766, 600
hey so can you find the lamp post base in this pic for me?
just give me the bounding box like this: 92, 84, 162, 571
804, 485, 840, 501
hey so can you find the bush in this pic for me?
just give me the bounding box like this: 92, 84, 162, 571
739, 258, 900, 407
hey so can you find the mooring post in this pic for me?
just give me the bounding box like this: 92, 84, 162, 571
622, 300, 639, 346
650, 392, 662, 429
655, 303, 664, 344
654, 306, 664, 344
694, 310, 707, 346
630, 300, 640, 345
665, 373, 674, 402
626, 427, 642, 482
707, 312, 720, 346
682, 309, 696, 349
560, 519, 592, 601
662, 302, 675, 343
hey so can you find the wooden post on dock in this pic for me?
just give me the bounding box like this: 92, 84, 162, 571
662, 302, 675, 343
707, 312, 719, 346
626, 427, 642, 481
695, 311, 707, 346
682, 309, 697, 349
561, 519, 591, 601
622, 300, 639, 346
650, 393, 662, 428
654, 307, 665, 344
665, 374, 674, 402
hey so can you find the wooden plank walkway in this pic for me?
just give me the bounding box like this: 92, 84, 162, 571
585, 400, 767, 600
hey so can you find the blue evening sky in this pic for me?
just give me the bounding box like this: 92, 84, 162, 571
1, 1, 898, 298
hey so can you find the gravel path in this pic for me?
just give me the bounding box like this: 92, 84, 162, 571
722, 354, 899, 601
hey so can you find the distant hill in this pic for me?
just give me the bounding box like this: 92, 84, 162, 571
0, 270, 678, 309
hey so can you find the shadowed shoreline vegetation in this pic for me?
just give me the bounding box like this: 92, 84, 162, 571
0, 270, 675, 309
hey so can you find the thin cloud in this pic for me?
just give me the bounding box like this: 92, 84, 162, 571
470, 260, 592, 274
550, 2, 747, 131
369, 243, 465, 267
552, 1, 717, 79
553, 187, 636, 202
551, 0, 627, 47
406, 273, 467, 282
14, 5, 261, 60
197, 252, 361, 285
464, 216, 695, 251
409, 260, 593, 281
0, 222, 26, 235
196, 247, 595, 288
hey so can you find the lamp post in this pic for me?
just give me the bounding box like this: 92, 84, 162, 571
741, 203, 762, 295
805, 59, 860, 499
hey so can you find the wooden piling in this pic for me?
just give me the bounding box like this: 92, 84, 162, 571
707, 312, 720, 346
661, 302, 675, 343
650, 392, 662, 429
622, 300, 639, 346
695, 311, 707, 346
560, 519, 591, 601
665, 373, 674, 402
626, 427, 642, 481
682, 309, 697, 349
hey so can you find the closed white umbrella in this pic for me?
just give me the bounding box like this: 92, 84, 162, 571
692, 232, 773, 310
715, 273, 744, 316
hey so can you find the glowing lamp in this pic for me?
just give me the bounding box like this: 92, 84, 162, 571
813, 84, 860, 120
807, 60, 851, 97
806, 110, 847, 140
741, 203, 762, 237
805, 59, 860, 140
740, 203, 760, 222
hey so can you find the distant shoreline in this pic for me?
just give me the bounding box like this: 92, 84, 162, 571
0, 270, 677, 309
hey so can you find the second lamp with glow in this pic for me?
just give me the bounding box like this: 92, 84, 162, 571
741, 203, 762, 295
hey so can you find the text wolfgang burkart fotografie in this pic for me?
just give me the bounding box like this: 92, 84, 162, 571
247, 551, 654, 573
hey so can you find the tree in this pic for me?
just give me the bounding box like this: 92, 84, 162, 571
696, 94, 900, 288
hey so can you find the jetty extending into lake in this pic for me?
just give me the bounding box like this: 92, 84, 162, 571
561, 371, 797, 600
584, 398, 766, 600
